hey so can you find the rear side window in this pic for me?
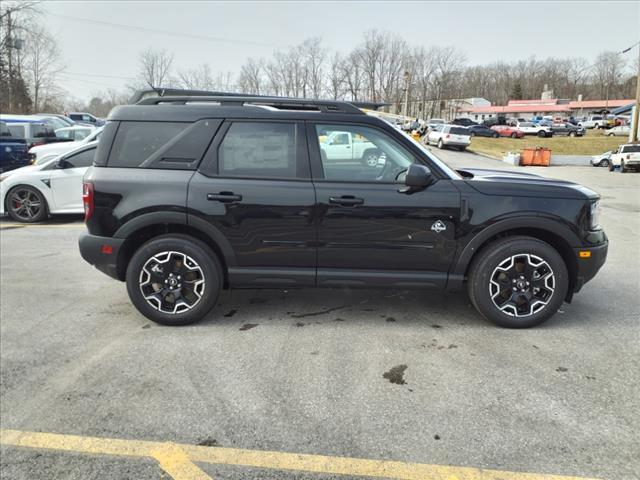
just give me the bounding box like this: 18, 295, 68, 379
33, 125, 55, 138
8, 125, 25, 137
449, 127, 469, 136
218, 122, 300, 179
108, 122, 188, 168
622, 145, 640, 153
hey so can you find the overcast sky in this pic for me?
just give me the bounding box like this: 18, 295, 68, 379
41, 1, 640, 101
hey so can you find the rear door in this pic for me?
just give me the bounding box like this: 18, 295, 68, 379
308, 122, 460, 288
188, 120, 317, 287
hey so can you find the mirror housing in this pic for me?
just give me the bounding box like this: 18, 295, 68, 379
403, 164, 433, 191
55, 158, 69, 169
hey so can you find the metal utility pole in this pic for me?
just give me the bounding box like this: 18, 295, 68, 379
630, 44, 640, 143
403, 70, 410, 118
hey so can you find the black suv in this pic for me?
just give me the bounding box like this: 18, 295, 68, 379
79, 95, 608, 328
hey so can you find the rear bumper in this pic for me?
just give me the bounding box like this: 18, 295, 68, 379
573, 241, 608, 293
78, 231, 125, 280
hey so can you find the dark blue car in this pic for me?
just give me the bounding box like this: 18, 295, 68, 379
0, 121, 33, 173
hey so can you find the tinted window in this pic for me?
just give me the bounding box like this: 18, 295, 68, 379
65, 148, 95, 168
449, 127, 469, 136
57, 129, 73, 139
0, 122, 11, 137
315, 124, 416, 183
218, 122, 299, 179
33, 125, 55, 138
75, 129, 91, 140
622, 145, 640, 153
108, 122, 188, 168
8, 125, 25, 137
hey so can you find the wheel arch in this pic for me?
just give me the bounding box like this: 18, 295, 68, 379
114, 215, 236, 286
3, 182, 51, 216
450, 218, 579, 301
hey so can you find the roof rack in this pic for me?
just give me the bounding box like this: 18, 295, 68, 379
136, 95, 364, 114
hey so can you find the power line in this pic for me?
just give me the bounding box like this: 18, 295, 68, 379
48, 13, 281, 48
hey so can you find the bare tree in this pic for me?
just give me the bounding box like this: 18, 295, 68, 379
326, 52, 345, 100
137, 47, 174, 89
238, 57, 263, 94
301, 37, 325, 98
591, 51, 627, 100
178, 63, 214, 90
23, 23, 64, 111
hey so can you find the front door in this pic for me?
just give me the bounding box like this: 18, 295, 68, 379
49, 147, 95, 211
308, 122, 460, 289
188, 120, 317, 287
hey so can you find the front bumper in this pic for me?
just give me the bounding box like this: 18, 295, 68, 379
572, 241, 608, 293
78, 231, 125, 281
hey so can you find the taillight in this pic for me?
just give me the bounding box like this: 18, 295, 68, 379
82, 182, 94, 222
446, 134, 451, 138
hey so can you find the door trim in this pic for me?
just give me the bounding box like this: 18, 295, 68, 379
317, 269, 446, 289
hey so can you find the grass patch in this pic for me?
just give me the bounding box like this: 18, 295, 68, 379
469, 131, 625, 159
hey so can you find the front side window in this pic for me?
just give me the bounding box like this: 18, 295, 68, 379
218, 122, 299, 179
57, 129, 72, 139
65, 148, 96, 168
315, 124, 416, 183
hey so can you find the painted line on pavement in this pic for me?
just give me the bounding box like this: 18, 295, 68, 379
0, 429, 602, 480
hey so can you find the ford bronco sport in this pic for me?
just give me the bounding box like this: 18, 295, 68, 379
79, 95, 608, 328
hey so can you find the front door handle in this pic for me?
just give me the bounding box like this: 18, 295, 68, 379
329, 196, 364, 206
207, 192, 243, 203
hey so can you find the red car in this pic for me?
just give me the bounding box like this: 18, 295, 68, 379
491, 125, 525, 138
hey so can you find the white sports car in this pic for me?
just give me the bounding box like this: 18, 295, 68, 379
29, 126, 102, 164
0, 142, 97, 222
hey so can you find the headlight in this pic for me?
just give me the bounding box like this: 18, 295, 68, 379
590, 201, 601, 229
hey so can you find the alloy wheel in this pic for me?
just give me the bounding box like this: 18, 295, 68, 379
489, 253, 555, 317
8, 189, 43, 222
139, 251, 206, 314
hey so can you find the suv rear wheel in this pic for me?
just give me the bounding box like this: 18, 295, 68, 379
468, 236, 568, 328
126, 234, 222, 325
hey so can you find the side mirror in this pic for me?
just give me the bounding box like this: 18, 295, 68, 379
56, 158, 69, 168
401, 164, 433, 193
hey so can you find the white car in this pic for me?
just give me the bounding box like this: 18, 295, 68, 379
29, 126, 102, 164
425, 124, 471, 150
0, 142, 96, 222
608, 143, 640, 173
513, 121, 552, 137
591, 151, 611, 168
606, 125, 631, 137
55, 125, 94, 142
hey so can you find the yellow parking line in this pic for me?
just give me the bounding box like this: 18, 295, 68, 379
0, 429, 601, 480
0, 224, 85, 229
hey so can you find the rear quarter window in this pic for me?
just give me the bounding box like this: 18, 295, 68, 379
449, 127, 469, 136
622, 145, 640, 153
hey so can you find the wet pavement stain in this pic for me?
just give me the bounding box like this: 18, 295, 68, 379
224, 309, 237, 317
295, 322, 305, 327
431, 324, 442, 329
383, 364, 408, 385
334, 318, 345, 322
141, 324, 151, 329
386, 317, 396, 322
249, 298, 267, 304
310, 350, 319, 355
556, 366, 568, 372
434, 434, 441, 440
239, 323, 258, 331
290, 305, 345, 318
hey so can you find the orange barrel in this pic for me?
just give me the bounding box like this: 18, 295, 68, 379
531, 147, 551, 166
520, 148, 535, 166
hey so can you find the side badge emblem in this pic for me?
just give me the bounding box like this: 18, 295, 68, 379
431, 220, 446, 233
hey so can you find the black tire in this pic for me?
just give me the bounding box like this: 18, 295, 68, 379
607, 132, 615, 137
467, 236, 568, 328
600, 159, 609, 168
537, 130, 546, 138
361, 148, 381, 167
437, 139, 444, 149
608, 162, 615, 172
470, 132, 476, 137
620, 161, 627, 173
5, 185, 48, 223
492, 132, 499, 138
126, 234, 223, 326
569, 131, 576, 137
511, 132, 518, 138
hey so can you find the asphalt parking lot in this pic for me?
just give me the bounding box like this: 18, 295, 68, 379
1, 150, 639, 480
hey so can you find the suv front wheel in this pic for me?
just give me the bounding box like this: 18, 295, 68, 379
468, 236, 568, 328
126, 234, 222, 325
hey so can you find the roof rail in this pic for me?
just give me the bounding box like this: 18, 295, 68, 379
135, 95, 364, 114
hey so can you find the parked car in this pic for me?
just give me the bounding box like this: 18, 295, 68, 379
491, 125, 525, 138
68, 112, 105, 127
55, 126, 94, 141
606, 125, 631, 137
0, 121, 32, 173
608, 144, 640, 173
591, 151, 611, 168
578, 115, 611, 129
5, 122, 71, 149
451, 118, 478, 127
551, 123, 585, 137
0, 143, 97, 222
426, 118, 445, 129
78, 94, 608, 329
467, 124, 499, 138
29, 126, 103, 164
425, 124, 471, 150
513, 121, 553, 137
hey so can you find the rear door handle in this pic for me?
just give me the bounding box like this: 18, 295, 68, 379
329, 196, 364, 206
207, 192, 243, 203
